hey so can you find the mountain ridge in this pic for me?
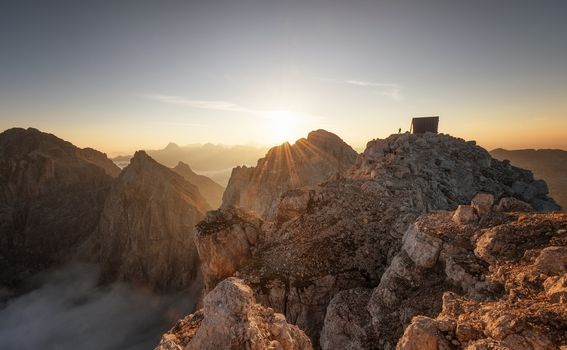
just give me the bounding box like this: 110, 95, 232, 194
490, 148, 567, 210
163, 132, 562, 349
221, 129, 358, 219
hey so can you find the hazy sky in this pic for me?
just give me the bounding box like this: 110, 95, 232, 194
1, 0, 566, 155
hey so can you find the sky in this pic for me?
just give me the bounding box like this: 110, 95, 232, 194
0, 0, 566, 155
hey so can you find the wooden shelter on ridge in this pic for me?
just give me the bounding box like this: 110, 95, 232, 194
411, 116, 439, 134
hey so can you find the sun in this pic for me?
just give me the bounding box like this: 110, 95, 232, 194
264, 110, 299, 143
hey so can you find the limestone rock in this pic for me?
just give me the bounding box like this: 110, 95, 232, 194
543, 275, 567, 303
471, 193, 494, 217
533, 246, 567, 276
222, 129, 357, 219
401, 223, 442, 268
494, 197, 533, 212
162, 133, 563, 348
396, 316, 451, 350
453, 205, 478, 225
194, 207, 263, 291
277, 188, 314, 222
390, 212, 567, 350
319, 288, 376, 350
0, 127, 118, 286
155, 278, 312, 350
76, 147, 121, 178
352, 133, 559, 212
490, 148, 567, 210
84, 151, 210, 290
369, 212, 567, 349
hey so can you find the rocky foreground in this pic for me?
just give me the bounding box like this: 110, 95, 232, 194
156, 132, 564, 349
394, 210, 567, 350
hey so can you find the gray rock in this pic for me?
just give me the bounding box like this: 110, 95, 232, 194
471, 193, 494, 217
402, 224, 443, 268
452, 205, 478, 225
494, 197, 533, 212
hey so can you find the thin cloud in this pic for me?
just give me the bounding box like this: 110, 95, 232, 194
144, 94, 260, 114
324, 79, 403, 101
143, 94, 324, 122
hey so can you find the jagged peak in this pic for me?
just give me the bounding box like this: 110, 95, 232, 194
125, 150, 166, 174
131, 150, 152, 162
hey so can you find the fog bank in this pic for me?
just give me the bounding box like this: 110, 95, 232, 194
0, 263, 198, 350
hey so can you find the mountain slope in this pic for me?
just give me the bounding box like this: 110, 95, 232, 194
173, 161, 225, 209
178, 132, 560, 348
84, 151, 211, 290
221, 129, 358, 219
491, 148, 567, 210
0, 127, 119, 287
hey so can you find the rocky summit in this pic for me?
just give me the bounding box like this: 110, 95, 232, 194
0, 127, 120, 287
221, 129, 358, 219
83, 151, 211, 290
178, 132, 562, 349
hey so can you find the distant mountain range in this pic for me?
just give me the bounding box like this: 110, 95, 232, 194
112, 143, 269, 186
490, 148, 567, 210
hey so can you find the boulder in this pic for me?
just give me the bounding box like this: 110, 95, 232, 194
471, 193, 494, 217
494, 197, 533, 212
396, 316, 451, 350
543, 275, 567, 303
402, 224, 443, 268
154, 277, 313, 350
452, 205, 478, 225
319, 288, 376, 350
533, 246, 567, 276
277, 188, 314, 222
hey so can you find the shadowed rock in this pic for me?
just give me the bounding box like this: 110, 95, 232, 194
83, 151, 210, 290
0, 127, 119, 286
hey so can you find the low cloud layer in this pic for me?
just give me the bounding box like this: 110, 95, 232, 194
0, 263, 198, 350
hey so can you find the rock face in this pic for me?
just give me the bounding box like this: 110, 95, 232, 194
393, 211, 567, 350
172, 161, 225, 209
221, 129, 358, 219
164, 132, 562, 348
491, 148, 567, 210
76, 147, 122, 178
352, 133, 559, 212
0, 127, 119, 287
84, 151, 210, 290
194, 207, 263, 291
154, 277, 313, 350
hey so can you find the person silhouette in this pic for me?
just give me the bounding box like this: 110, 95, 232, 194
398, 128, 401, 134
